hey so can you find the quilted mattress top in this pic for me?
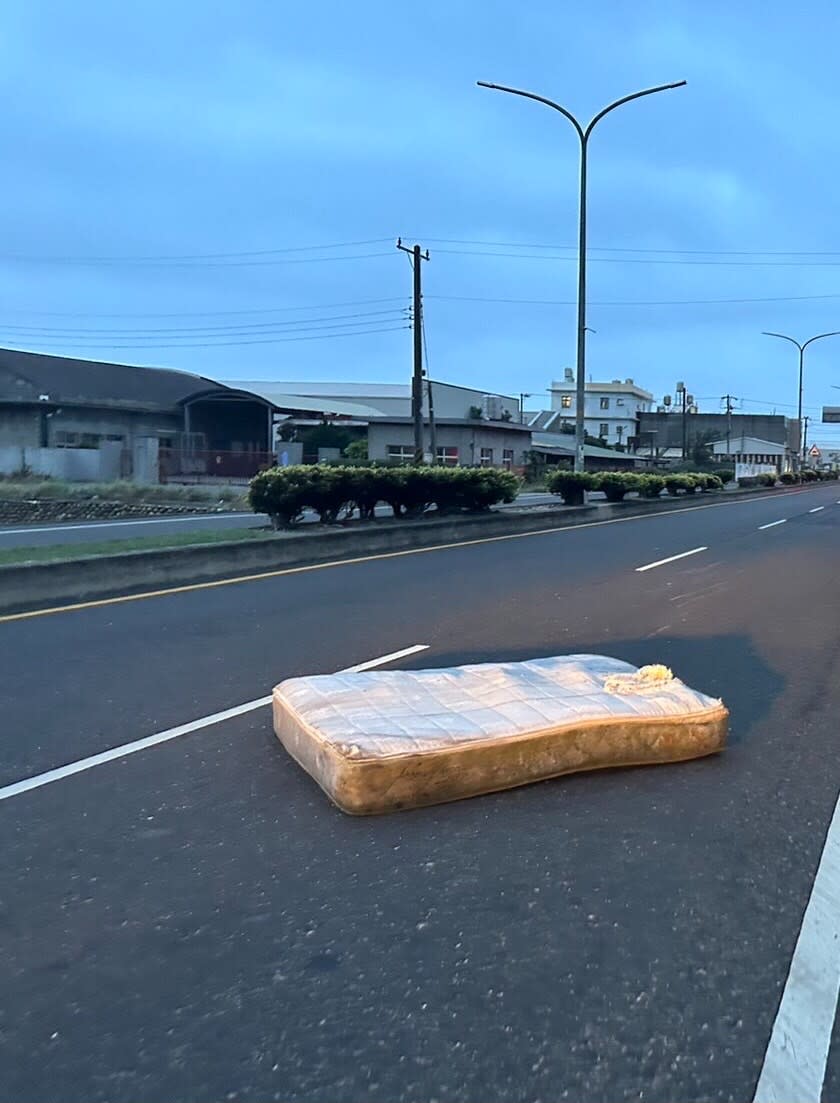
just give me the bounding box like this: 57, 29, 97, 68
275, 655, 723, 758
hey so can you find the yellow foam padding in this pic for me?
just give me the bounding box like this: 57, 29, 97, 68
272, 655, 729, 815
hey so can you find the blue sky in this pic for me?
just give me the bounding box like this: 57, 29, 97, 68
4, 0, 840, 442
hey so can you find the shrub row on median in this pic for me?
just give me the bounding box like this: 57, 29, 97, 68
544, 470, 725, 505
248, 465, 521, 527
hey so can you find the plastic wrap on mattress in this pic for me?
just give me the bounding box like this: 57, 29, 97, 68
272, 655, 728, 814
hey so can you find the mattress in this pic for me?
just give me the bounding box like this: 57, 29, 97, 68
272, 655, 728, 814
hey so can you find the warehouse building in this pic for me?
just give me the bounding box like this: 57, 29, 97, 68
0, 347, 276, 481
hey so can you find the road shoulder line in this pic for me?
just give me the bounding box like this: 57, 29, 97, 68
753, 789, 840, 1102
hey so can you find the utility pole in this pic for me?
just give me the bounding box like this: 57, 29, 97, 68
722, 394, 737, 461
397, 239, 430, 463
803, 415, 811, 457
427, 379, 437, 464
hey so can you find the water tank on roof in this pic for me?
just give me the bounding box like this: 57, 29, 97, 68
482, 394, 503, 420
564, 368, 574, 382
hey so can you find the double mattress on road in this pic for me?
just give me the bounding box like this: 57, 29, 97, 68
273, 654, 728, 813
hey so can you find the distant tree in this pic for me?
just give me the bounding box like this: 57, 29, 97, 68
344, 438, 368, 462
691, 430, 716, 467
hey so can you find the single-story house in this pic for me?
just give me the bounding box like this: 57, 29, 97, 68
709, 435, 792, 473
366, 417, 532, 469
529, 432, 648, 471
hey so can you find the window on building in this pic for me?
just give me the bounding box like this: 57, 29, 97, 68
53, 431, 79, 448
479, 447, 494, 467
599, 423, 609, 438
79, 433, 101, 449
561, 395, 572, 409
616, 398, 625, 406
436, 446, 459, 466
387, 444, 414, 464
105, 434, 124, 443
600, 397, 610, 409
502, 448, 514, 470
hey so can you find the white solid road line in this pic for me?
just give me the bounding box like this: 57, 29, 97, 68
753, 792, 840, 1102
0, 513, 256, 536
809, 506, 825, 514
634, 547, 708, 573
0, 644, 428, 803
759, 519, 787, 530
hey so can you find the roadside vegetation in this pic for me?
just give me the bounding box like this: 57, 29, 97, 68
545, 469, 726, 505
249, 465, 520, 528
0, 476, 247, 507
546, 466, 836, 504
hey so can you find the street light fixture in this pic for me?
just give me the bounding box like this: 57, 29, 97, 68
477, 78, 686, 472
762, 330, 840, 462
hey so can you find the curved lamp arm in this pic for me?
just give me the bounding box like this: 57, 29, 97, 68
584, 81, 687, 138
476, 81, 584, 141
803, 330, 840, 350
763, 331, 805, 352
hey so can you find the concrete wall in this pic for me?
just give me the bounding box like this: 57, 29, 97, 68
0, 445, 104, 480
638, 412, 793, 453
367, 422, 530, 467
0, 407, 40, 447
427, 383, 519, 421
41, 407, 182, 447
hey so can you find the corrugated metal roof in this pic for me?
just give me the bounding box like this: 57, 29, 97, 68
228, 383, 386, 418
231, 379, 411, 401
0, 346, 222, 411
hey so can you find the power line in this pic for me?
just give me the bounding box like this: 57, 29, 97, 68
10, 231, 840, 265
0, 251, 395, 269
0, 307, 408, 337
423, 237, 840, 258
427, 291, 840, 307
4, 325, 411, 352
0, 316, 410, 345
0, 296, 407, 320
0, 238, 395, 263
433, 247, 840, 269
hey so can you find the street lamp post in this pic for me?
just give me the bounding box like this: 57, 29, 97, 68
762, 330, 840, 463
477, 79, 686, 472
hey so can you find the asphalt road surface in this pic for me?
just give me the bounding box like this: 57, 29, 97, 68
2, 483, 840, 1102
0, 492, 557, 548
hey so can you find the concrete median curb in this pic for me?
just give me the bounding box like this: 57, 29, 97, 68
0, 485, 817, 614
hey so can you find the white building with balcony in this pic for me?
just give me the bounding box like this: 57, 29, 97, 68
547, 371, 654, 447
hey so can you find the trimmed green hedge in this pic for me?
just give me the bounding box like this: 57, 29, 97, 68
546, 468, 729, 504
737, 473, 777, 488
596, 472, 640, 502
249, 465, 521, 527
638, 474, 666, 498
544, 470, 596, 505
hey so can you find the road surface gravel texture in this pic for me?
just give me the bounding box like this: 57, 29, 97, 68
1, 482, 839, 1103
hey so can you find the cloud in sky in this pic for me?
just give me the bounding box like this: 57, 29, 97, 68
2, 0, 840, 435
